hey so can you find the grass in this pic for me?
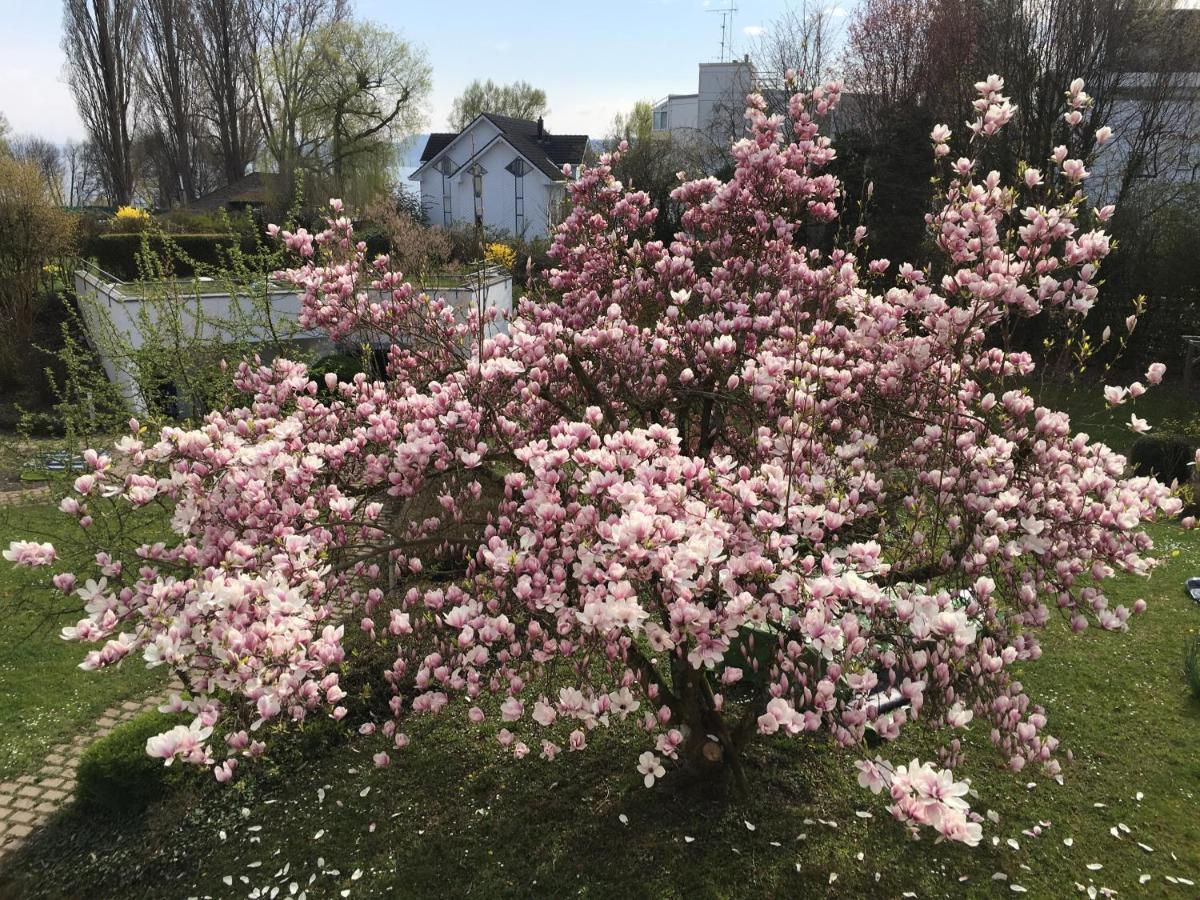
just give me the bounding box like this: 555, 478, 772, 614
0, 383, 1196, 896
0, 519, 1196, 898
0, 504, 164, 779
1030, 376, 1197, 454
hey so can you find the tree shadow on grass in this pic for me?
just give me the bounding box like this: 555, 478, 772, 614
0, 714, 1002, 900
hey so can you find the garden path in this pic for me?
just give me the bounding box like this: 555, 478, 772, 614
0, 680, 182, 861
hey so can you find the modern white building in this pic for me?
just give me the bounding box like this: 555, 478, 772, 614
651, 57, 757, 153
410, 114, 589, 240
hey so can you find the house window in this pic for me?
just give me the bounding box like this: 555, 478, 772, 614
469, 162, 486, 226
506, 158, 528, 234
435, 158, 454, 226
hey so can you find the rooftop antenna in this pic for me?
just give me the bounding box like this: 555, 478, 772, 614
707, 0, 738, 62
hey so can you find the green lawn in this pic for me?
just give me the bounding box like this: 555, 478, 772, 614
1030, 376, 1197, 454
0, 504, 164, 780
0, 519, 1195, 898
0, 383, 1196, 897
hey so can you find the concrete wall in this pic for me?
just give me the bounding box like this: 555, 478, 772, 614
74, 268, 514, 413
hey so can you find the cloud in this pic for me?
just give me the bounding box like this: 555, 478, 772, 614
742, 25, 765, 37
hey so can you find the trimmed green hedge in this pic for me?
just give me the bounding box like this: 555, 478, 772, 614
1130, 434, 1199, 485
75, 710, 188, 816
81, 232, 262, 281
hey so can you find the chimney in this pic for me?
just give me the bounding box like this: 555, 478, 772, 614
537, 116, 544, 140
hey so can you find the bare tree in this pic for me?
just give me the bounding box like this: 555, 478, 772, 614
62, 139, 105, 207
10, 135, 66, 204
193, 0, 261, 185
62, 0, 141, 206
136, 0, 203, 205
752, 2, 840, 112
842, 0, 939, 136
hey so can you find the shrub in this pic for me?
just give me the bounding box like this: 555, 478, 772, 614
1130, 434, 1200, 485
1185, 636, 1200, 701
484, 242, 516, 271
360, 198, 453, 281
110, 206, 152, 233
80, 232, 260, 281
11, 76, 1186, 849
76, 710, 187, 816
0, 156, 76, 384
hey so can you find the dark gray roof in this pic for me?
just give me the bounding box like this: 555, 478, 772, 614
419, 133, 457, 162
188, 172, 285, 211
418, 114, 589, 181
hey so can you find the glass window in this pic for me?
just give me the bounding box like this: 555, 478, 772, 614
506, 158, 528, 233
435, 158, 454, 226
470, 163, 486, 224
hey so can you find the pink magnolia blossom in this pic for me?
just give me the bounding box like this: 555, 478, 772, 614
7, 75, 1184, 849
637, 751, 666, 787
3, 541, 56, 568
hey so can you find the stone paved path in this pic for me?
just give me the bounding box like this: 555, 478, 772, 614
0, 485, 51, 507
0, 683, 180, 862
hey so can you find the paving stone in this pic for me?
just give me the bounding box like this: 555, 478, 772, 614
96, 717, 117, 729
45, 753, 66, 766
34, 802, 56, 815
7, 823, 32, 839
38, 777, 65, 789
10, 811, 33, 825
42, 789, 66, 803
12, 798, 35, 812
15, 775, 35, 786
16, 785, 39, 799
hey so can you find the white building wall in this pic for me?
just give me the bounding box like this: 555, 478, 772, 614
698, 60, 756, 147
652, 59, 757, 158
653, 95, 699, 133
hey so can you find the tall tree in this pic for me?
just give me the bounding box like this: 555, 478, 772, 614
62, 0, 140, 206
309, 21, 431, 202
253, 0, 348, 196
448, 79, 548, 130
193, 0, 260, 184
136, 0, 203, 205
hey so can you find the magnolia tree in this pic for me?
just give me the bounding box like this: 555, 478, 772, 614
6, 76, 1186, 847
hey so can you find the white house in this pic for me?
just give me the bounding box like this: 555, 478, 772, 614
410, 114, 589, 240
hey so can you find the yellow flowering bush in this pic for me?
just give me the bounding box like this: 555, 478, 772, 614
483, 241, 516, 271
112, 206, 152, 232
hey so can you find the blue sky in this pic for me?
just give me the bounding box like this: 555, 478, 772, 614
0, 0, 850, 145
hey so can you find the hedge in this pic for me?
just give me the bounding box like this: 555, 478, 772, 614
1129, 433, 1200, 485
75, 709, 189, 817
81, 232, 263, 281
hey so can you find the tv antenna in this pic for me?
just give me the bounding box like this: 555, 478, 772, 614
707, 0, 738, 62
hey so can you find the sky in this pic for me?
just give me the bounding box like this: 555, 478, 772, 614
0, 0, 851, 147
